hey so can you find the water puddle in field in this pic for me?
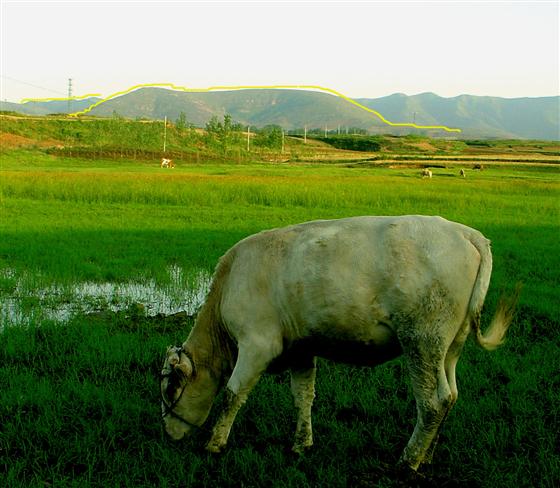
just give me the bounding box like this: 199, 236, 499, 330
0, 266, 212, 326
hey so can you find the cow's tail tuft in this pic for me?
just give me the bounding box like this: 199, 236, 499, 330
474, 283, 521, 351
467, 233, 521, 351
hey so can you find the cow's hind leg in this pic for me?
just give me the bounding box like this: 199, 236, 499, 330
423, 322, 469, 464
290, 357, 317, 454
206, 336, 281, 453
400, 340, 453, 471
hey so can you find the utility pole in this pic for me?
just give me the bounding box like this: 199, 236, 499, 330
324, 125, 328, 137
163, 116, 167, 153
337, 124, 340, 135
281, 129, 285, 154
67, 78, 72, 114
304, 125, 307, 144
246, 125, 250, 151
413, 112, 417, 124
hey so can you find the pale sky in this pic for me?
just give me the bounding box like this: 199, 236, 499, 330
1, 1, 559, 102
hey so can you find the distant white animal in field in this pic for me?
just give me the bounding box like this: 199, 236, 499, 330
160, 215, 519, 472
421, 168, 432, 178
460, 169, 466, 178
161, 158, 174, 168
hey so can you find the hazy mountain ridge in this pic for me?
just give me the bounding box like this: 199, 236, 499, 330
0, 97, 102, 116
2, 89, 558, 140
357, 92, 559, 139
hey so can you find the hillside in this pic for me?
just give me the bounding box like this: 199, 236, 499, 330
357, 92, 560, 140
0, 97, 101, 116
83, 89, 382, 132
2, 88, 558, 140
3, 114, 559, 167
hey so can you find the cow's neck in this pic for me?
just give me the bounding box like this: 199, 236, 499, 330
185, 310, 235, 381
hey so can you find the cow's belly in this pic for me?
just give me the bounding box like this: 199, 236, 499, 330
268, 324, 402, 372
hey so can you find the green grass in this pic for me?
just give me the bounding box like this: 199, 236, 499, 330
1, 150, 559, 487
0, 116, 195, 152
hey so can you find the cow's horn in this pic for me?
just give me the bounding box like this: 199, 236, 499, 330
176, 354, 193, 377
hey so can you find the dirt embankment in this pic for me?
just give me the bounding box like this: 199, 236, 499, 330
0, 132, 63, 149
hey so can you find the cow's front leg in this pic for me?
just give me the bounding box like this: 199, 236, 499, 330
290, 358, 317, 454
205, 386, 248, 453
206, 338, 280, 453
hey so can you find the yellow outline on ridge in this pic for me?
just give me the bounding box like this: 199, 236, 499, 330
21, 93, 102, 103
20, 83, 461, 133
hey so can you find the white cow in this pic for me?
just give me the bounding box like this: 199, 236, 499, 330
160, 216, 519, 472
421, 168, 432, 178
161, 158, 174, 168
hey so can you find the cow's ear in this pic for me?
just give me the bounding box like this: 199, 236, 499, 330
176, 354, 193, 378
167, 347, 181, 367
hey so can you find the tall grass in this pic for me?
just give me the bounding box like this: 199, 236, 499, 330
2, 164, 557, 212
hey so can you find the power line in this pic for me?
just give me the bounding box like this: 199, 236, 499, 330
1, 75, 67, 96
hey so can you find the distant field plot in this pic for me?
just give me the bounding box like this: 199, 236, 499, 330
0, 152, 559, 487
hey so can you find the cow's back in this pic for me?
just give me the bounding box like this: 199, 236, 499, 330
219, 216, 486, 349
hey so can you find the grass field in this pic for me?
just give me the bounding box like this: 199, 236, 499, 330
1, 148, 559, 487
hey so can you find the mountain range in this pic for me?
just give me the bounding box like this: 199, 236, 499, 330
2, 88, 558, 140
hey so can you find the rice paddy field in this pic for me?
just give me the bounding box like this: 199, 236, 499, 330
1, 148, 559, 487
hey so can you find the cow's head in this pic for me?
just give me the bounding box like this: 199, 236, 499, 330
160, 345, 220, 440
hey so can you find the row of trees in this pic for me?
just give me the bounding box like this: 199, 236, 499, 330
178, 112, 368, 151
287, 127, 367, 136
171, 112, 284, 154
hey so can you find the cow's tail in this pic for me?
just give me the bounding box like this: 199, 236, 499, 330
467, 233, 521, 351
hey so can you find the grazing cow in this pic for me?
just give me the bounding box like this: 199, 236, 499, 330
460, 169, 466, 178
160, 216, 519, 471
161, 158, 175, 168
473, 163, 484, 171
421, 168, 432, 178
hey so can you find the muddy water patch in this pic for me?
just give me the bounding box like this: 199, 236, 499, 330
0, 266, 211, 326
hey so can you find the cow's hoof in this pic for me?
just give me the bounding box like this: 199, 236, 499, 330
395, 459, 425, 481
291, 442, 312, 455
205, 440, 225, 454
